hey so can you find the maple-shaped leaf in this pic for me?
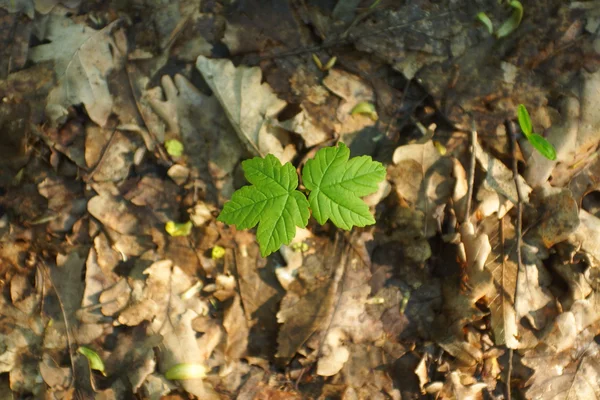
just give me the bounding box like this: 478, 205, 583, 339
302, 143, 386, 230
218, 155, 310, 256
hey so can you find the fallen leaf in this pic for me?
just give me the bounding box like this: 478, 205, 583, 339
390, 141, 456, 238
29, 16, 126, 127
196, 56, 295, 163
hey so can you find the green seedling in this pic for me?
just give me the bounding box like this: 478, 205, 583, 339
350, 101, 378, 121
165, 221, 193, 237
476, 12, 494, 34
517, 104, 557, 161
496, 1, 523, 38
78, 346, 106, 376
165, 139, 184, 157
218, 143, 386, 257
211, 245, 225, 259
165, 363, 207, 380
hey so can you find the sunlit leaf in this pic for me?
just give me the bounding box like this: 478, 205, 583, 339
218, 155, 310, 257
165, 363, 207, 380
527, 133, 557, 161
350, 101, 378, 121
496, 0, 523, 38
302, 142, 386, 230
211, 245, 225, 259
78, 346, 106, 376
165, 221, 193, 237
517, 104, 533, 136
165, 139, 184, 157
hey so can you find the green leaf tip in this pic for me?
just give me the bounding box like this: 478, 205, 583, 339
528, 133, 557, 160
165, 363, 207, 380
302, 142, 386, 230
165, 139, 184, 157
78, 346, 106, 376
496, 0, 523, 38
218, 154, 310, 257
517, 104, 532, 136
476, 12, 494, 35
165, 221, 193, 237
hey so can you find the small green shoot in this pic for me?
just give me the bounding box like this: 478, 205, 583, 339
78, 346, 106, 376
165, 221, 193, 237
496, 0, 523, 38
165, 363, 207, 380
476, 12, 494, 34
516, 104, 557, 161
165, 139, 184, 157
350, 101, 378, 121
211, 245, 225, 259
218, 143, 386, 257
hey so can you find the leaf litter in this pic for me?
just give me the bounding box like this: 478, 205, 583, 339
1, 1, 600, 399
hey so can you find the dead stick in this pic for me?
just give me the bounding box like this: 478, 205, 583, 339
506, 119, 524, 400
464, 120, 477, 222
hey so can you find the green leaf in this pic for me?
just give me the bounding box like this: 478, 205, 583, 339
165, 363, 207, 380
350, 101, 378, 121
165, 139, 184, 157
302, 142, 386, 230
476, 12, 494, 35
211, 245, 225, 259
517, 104, 533, 136
527, 133, 557, 161
165, 221, 193, 237
496, 0, 523, 38
78, 346, 106, 376
218, 155, 310, 257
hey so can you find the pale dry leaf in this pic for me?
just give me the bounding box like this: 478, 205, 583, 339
88, 194, 148, 236
522, 321, 600, 400
223, 294, 249, 362
317, 327, 350, 377
147, 73, 243, 200
525, 186, 580, 254
448, 371, 487, 400
569, 210, 600, 264
516, 245, 555, 330
196, 56, 295, 163
390, 141, 455, 238
277, 104, 331, 147
531, 70, 600, 187
322, 69, 377, 142
38, 176, 87, 233
482, 217, 520, 349
474, 140, 532, 218
85, 127, 141, 182
29, 15, 126, 127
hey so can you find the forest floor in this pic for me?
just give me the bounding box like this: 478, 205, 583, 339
1, 0, 600, 399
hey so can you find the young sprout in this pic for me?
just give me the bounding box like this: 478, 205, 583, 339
516, 104, 557, 161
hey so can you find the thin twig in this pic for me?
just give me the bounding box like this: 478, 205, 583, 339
506, 119, 524, 400
464, 120, 477, 223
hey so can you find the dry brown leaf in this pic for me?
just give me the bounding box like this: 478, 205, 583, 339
474, 140, 532, 218
390, 141, 455, 238
522, 320, 600, 400
277, 237, 383, 370
196, 56, 295, 163
147, 73, 243, 201
29, 15, 126, 127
